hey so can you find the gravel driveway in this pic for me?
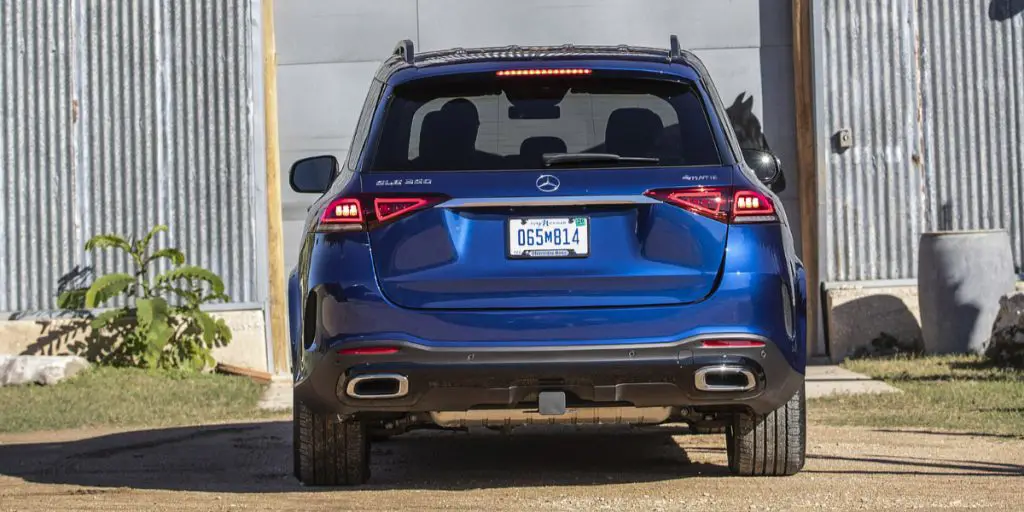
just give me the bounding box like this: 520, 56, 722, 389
1, 419, 1022, 511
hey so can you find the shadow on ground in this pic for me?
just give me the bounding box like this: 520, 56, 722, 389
2, 422, 1021, 493
0, 422, 722, 493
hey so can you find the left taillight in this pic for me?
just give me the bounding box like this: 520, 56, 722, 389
644, 186, 778, 224
316, 194, 447, 232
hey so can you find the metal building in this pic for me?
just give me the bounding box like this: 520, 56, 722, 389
2, 0, 1022, 368
1, 0, 274, 371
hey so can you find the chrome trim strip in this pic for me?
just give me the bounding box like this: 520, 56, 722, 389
345, 374, 410, 399
333, 333, 773, 354
694, 365, 756, 392
436, 195, 660, 208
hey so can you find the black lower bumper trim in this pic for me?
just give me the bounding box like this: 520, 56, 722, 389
294, 335, 804, 416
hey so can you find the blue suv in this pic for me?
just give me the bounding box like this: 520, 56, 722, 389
288, 37, 807, 485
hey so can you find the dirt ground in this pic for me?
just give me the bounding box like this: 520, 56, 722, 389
1, 418, 1022, 512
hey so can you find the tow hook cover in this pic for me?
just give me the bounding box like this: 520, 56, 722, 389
538, 391, 567, 416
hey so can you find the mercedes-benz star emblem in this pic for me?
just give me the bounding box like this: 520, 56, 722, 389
536, 174, 560, 193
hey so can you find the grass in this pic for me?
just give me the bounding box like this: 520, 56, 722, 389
0, 367, 282, 434
811, 355, 1024, 438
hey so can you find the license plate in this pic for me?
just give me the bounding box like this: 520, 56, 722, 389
507, 217, 590, 259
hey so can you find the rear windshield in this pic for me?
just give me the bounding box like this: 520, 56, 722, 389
369, 75, 721, 171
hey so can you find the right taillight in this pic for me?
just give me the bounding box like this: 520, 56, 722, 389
644, 186, 778, 224
730, 189, 777, 224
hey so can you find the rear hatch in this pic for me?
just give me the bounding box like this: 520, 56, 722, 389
363, 70, 733, 310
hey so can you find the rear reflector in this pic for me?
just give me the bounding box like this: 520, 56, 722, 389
698, 340, 766, 349
496, 68, 593, 77
338, 346, 400, 356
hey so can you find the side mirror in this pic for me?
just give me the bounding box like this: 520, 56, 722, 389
289, 155, 339, 193
742, 149, 786, 193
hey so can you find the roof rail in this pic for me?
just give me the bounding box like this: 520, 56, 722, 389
394, 39, 415, 64
668, 34, 681, 58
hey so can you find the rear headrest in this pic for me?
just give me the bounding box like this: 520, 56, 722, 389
519, 136, 568, 164
605, 108, 664, 157
418, 111, 447, 159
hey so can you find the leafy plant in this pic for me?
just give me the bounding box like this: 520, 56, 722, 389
58, 225, 232, 370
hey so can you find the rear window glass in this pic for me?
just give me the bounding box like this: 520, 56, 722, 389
369, 75, 721, 171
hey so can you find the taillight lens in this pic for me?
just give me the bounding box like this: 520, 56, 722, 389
644, 188, 729, 222
321, 197, 364, 225
317, 194, 446, 232
644, 186, 778, 224
732, 190, 776, 223
374, 197, 431, 222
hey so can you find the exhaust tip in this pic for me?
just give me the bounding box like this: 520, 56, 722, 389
694, 365, 756, 392
346, 374, 409, 399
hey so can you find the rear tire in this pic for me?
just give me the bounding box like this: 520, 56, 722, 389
726, 385, 806, 476
293, 398, 370, 486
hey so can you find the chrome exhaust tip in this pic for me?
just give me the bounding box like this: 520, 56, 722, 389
694, 365, 756, 392
345, 374, 409, 399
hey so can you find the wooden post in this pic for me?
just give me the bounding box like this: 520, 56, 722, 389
793, 0, 821, 356
262, 0, 289, 374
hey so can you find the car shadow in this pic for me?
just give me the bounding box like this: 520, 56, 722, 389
5, 422, 1022, 493
0, 422, 727, 493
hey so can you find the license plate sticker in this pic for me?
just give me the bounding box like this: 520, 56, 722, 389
507, 217, 590, 259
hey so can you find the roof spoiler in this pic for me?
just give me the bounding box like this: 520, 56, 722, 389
394, 39, 415, 64
392, 35, 681, 64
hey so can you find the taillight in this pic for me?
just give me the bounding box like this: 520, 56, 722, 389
321, 197, 364, 225
317, 194, 446, 232
644, 186, 778, 224
374, 197, 431, 222
732, 190, 776, 223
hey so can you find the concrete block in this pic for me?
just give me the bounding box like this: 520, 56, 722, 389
258, 374, 294, 411
0, 355, 90, 387
825, 286, 923, 362
0, 310, 268, 373
825, 283, 1024, 362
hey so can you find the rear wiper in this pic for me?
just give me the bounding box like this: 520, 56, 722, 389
542, 153, 660, 167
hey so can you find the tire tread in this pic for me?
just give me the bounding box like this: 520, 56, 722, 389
293, 398, 370, 486
726, 386, 806, 476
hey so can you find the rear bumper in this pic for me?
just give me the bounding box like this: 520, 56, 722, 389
294, 334, 804, 417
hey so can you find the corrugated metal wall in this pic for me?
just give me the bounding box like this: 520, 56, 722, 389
918, 0, 1024, 269
0, 0, 260, 312
821, 0, 924, 282
821, 0, 1024, 282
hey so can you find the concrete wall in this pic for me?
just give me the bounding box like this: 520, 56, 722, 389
275, 0, 802, 271
825, 281, 1024, 361
0, 311, 268, 372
